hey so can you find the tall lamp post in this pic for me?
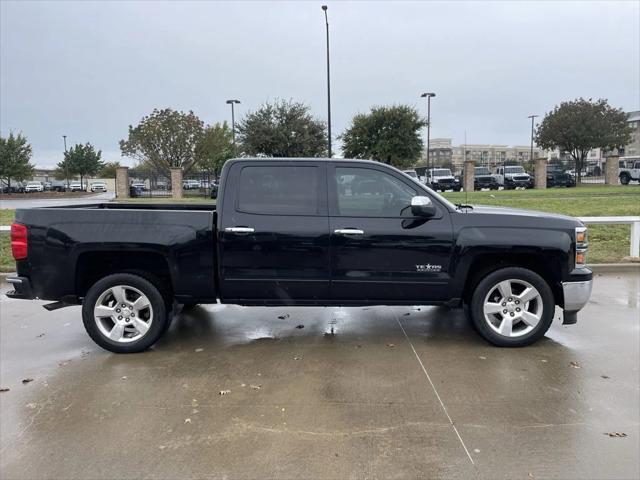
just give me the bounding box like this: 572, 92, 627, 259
226, 99, 241, 155
321, 5, 332, 158
62, 135, 69, 189
527, 114, 538, 163
420, 92, 436, 173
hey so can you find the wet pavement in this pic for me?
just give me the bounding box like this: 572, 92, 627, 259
1, 272, 638, 479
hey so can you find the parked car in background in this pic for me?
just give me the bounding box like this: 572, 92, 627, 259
496, 166, 533, 189
43, 181, 52, 191
50, 181, 67, 192
69, 182, 84, 192
426, 168, 461, 192
210, 181, 219, 199
155, 181, 169, 190
402, 169, 419, 180
619, 160, 640, 185
131, 182, 146, 191
464, 166, 499, 190
90, 181, 107, 192
25, 181, 44, 192
547, 164, 576, 188
129, 185, 144, 197
182, 180, 201, 190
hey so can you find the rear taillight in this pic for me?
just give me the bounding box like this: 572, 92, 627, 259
11, 223, 28, 260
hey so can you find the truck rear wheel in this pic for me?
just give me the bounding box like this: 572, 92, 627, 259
82, 273, 169, 353
469, 267, 554, 347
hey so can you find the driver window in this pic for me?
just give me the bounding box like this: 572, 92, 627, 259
334, 167, 417, 217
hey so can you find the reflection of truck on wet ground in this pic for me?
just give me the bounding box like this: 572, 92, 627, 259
619, 160, 640, 185
496, 166, 533, 189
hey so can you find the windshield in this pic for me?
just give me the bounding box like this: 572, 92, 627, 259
505, 166, 525, 174
431, 169, 452, 176
475, 167, 491, 175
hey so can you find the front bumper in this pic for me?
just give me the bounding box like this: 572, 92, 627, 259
563, 279, 593, 312
5, 276, 35, 300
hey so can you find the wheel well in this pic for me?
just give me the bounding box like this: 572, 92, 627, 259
462, 253, 563, 306
76, 251, 173, 300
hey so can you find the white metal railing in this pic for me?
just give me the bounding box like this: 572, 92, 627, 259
579, 216, 640, 258
1, 217, 639, 256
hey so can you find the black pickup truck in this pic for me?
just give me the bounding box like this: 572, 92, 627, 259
8, 158, 592, 353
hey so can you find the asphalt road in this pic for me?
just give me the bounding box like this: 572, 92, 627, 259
0, 192, 115, 210
1, 272, 638, 479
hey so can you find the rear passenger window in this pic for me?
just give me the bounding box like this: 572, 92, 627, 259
238, 166, 319, 215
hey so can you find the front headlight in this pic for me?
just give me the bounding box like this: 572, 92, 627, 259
575, 226, 588, 268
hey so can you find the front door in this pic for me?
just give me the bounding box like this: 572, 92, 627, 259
328, 164, 453, 303
218, 161, 330, 304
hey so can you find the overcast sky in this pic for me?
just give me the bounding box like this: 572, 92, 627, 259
1, 0, 639, 168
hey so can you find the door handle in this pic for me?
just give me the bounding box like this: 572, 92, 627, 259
225, 227, 255, 233
334, 228, 364, 235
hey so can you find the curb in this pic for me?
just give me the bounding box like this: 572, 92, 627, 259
588, 263, 640, 274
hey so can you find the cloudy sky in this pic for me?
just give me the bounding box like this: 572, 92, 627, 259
1, 0, 639, 168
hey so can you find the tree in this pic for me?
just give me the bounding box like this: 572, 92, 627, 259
236, 100, 326, 157
196, 122, 234, 175
59, 143, 104, 188
535, 98, 633, 184
340, 105, 426, 169
120, 108, 205, 176
0, 132, 34, 190
100, 161, 122, 178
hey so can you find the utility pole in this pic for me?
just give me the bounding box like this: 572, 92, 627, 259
62, 135, 69, 189
528, 114, 538, 163
322, 5, 332, 157
226, 99, 241, 155
420, 93, 436, 174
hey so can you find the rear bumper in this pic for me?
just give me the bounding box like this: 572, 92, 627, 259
563, 279, 593, 312
5, 276, 35, 300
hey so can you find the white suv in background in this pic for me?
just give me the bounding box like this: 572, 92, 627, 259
24, 181, 44, 192
90, 181, 107, 192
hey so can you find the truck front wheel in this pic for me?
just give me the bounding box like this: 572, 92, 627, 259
620, 173, 630, 185
469, 267, 555, 347
82, 273, 170, 353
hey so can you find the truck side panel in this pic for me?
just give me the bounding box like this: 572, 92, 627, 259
14, 207, 217, 303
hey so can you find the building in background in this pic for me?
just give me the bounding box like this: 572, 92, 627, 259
420, 139, 543, 174
620, 110, 640, 164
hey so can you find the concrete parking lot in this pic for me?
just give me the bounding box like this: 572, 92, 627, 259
1, 272, 638, 480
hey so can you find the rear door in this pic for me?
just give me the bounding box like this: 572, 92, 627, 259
328, 163, 454, 303
218, 161, 330, 304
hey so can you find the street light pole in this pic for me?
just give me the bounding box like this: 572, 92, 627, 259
62, 135, 69, 188
420, 92, 436, 174
226, 99, 241, 155
528, 114, 538, 163
322, 5, 332, 158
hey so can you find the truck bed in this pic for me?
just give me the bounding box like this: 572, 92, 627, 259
13, 203, 218, 304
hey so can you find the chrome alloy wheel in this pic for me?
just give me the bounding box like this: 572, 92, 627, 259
93, 285, 153, 343
482, 279, 543, 338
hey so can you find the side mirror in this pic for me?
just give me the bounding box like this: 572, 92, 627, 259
411, 196, 436, 217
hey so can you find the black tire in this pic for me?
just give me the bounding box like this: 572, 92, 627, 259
620, 173, 630, 185
469, 267, 555, 347
82, 273, 169, 353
